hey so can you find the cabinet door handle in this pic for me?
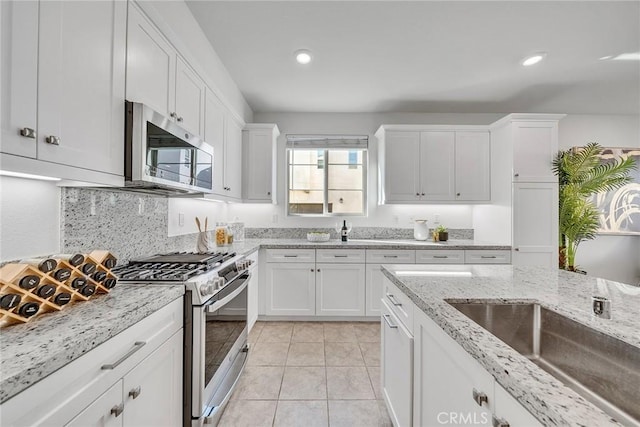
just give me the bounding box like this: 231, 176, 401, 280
267, 191, 271, 195
472, 388, 489, 406
283, 255, 298, 258
177, 116, 184, 122
433, 255, 449, 259
129, 386, 142, 399
421, 192, 425, 196
170, 112, 177, 118
316, 268, 321, 272
310, 269, 314, 272
45, 135, 60, 145
386, 293, 402, 306
20, 127, 36, 139
383, 255, 398, 258
456, 192, 461, 196
110, 403, 124, 417
383, 314, 398, 329
514, 173, 519, 177
101, 341, 146, 370
415, 193, 420, 197
334, 255, 348, 258
514, 248, 520, 252
492, 416, 510, 427
480, 255, 497, 259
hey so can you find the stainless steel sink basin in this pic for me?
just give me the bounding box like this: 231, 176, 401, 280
448, 302, 640, 426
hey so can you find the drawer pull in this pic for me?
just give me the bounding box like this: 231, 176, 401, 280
20, 127, 36, 139
383, 314, 398, 329
283, 255, 298, 258
110, 403, 124, 417
383, 255, 398, 258
472, 388, 489, 406
492, 416, 510, 427
480, 255, 497, 259
129, 386, 142, 399
101, 341, 146, 370
433, 255, 449, 259
386, 293, 402, 306
334, 255, 348, 258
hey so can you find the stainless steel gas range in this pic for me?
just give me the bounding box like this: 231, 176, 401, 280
114, 251, 253, 426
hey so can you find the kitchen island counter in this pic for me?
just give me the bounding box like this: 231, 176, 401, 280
381, 264, 639, 426
0, 284, 184, 403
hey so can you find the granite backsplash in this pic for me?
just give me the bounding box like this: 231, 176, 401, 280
60, 188, 473, 263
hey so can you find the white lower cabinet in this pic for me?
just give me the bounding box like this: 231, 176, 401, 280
382, 300, 413, 427
316, 263, 365, 316
265, 262, 316, 316
65, 381, 124, 427
408, 304, 541, 427
0, 299, 183, 427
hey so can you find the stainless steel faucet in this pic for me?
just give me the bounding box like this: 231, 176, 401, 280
592, 296, 611, 319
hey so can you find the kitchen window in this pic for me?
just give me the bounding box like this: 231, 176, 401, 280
287, 135, 368, 216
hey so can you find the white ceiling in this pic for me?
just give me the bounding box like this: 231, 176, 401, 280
186, 1, 640, 115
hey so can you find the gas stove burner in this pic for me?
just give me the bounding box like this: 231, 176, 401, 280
130, 251, 236, 266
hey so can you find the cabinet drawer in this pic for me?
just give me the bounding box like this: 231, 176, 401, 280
382, 278, 413, 333
366, 249, 415, 264
265, 249, 315, 263
316, 249, 365, 263
465, 250, 511, 264
416, 250, 464, 264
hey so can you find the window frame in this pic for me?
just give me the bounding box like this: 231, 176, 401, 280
286, 147, 368, 217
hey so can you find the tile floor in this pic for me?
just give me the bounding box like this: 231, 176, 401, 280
218, 321, 392, 427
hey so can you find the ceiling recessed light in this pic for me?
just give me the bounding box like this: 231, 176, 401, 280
294, 49, 312, 65
522, 53, 547, 67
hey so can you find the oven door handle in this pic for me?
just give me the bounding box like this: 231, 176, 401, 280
204, 273, 250, 313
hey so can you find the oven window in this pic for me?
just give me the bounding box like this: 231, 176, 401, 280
146, 122, 212, 190
204, 286, 247, 386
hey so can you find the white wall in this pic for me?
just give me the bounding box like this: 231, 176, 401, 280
167, 197, 229, 237
559, 114, 640, 285
0, 176, 60, 261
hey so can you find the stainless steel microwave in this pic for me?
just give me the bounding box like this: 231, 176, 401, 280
124, 101, 214, 196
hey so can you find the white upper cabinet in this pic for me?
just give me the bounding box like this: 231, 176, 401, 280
125, 3, 175, 120
126, 3, 205, 138
455, 131, 491, 201
378, 126, 491, 203
1, 0, 38, 158
203, 88, 242, 200
174, 56, 205, 136
420, 131, 455, 201
512, 120, 559, 182
38, 0, 126, 176
1, 0, 125, 184
243, 124, 280, 203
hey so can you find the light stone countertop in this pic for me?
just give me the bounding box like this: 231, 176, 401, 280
0, 284, 184, 403
381, 264, 640, 427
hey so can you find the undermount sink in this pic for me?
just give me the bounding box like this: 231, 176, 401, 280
448, 301, 640, 426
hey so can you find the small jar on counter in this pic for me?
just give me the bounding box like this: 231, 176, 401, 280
215, 223, 228, 246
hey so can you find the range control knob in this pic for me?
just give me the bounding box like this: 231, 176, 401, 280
199, 283, 215, 296
213, 277, 226, 290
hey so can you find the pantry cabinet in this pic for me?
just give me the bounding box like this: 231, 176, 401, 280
126, 3, 205, 137
1, 0, 125, 184
377, 126, 491, 203
512, 121, 559, 183
243, 124, 280, 203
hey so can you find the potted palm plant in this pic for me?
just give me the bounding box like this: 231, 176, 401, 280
553, 143, 636, 272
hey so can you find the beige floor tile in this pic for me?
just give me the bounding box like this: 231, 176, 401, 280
326, 367, 375, 400
248, 342, 289, 366
353, 322, 381, 343
231, 366, 284, 400
274, 401, 329, 427
324, 342, 365, 366
328, 400, 381, 427
292, 322, 325, 342
324, 323, 357, 342
286, 342, 325, 366
359, 342, 381, 367
280, 367, 327, 400
218, 400, 278, 427
248, 322, 265, 344
258, 323, 294, 343
378, 400, 393, 427
367, 367, 382, 399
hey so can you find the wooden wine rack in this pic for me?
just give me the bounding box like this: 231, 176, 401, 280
0, 251, 119, 327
